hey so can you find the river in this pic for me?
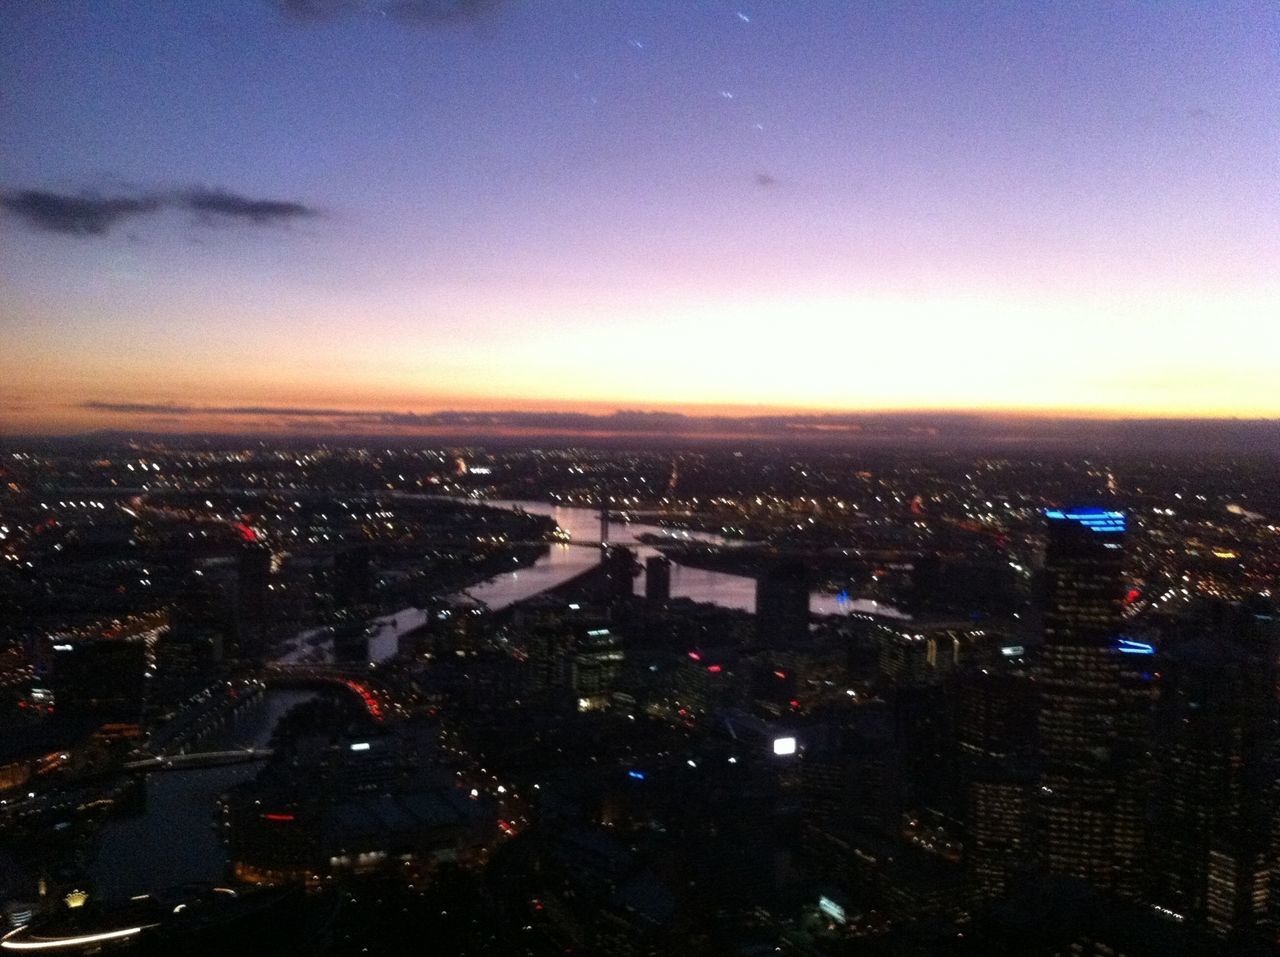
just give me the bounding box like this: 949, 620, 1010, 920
88, 690, 317, 898
460, 499, 907, 619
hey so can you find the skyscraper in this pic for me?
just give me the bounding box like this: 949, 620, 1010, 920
755, 560, 809, 647
1150, 638, 1274, 934
1037, 507, 1144, 896
645, 555, 671, 603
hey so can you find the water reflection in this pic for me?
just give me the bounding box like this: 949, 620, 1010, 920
462, 500, 906, 619
89, 690, 317, 898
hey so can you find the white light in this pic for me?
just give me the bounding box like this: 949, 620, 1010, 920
818, 896, 847, 924
2, 925, 152, 951
772, 736, 797, 756
349, 742, 370, 752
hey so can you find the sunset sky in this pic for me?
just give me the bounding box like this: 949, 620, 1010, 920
2, 1, 1278, 435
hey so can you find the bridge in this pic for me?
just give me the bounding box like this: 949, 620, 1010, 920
260, 663, 390, 722
124, 748, 274, 773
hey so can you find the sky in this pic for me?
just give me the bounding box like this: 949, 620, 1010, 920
2, 0, 1278, 436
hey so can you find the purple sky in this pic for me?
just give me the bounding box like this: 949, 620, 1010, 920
2, 1, 1278, 433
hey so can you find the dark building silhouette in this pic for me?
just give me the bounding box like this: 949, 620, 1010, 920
601, 546, 637, 603
1150, 637, 1275, 936
755, 560, 809, 647
334, 545, 375, 610
1037, 507, 1145, 897
50, 637, 147, 723
236, 543, 273, 659
151, 627, 222, 712
645, 555, 671, 603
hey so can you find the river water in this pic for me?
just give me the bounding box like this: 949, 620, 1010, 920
88, 690, 317, 898
460, 499, 907, 620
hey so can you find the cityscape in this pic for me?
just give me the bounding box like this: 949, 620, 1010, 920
3, 2, 1279, 955
1, 444, 1279, 954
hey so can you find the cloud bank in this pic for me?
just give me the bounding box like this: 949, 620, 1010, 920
75, 401, 1280, 453
0, 187, 318, 237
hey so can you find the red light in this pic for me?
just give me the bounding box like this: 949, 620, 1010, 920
17, 700, 26, 709
233, 522, 257, 543
707, 664, 722, 673
773, 670, 787, 680
687, 651, 701, 661
789, 699, 800, 709
263, 813, 295, 822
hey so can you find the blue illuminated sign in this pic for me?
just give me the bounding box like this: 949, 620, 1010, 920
1114, 637, 1155, 656
1045, 508, 1126, 534
627, 770, 646, 781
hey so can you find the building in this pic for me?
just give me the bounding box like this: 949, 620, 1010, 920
569, 624, 625, 710
645, 555, 671, 603
150, 626, 222, 711
875, 620, 1003, 688
1036, 506, 1145, 897
601, 546, 637, 603
1149, 637, 1274, 934
953, 670, 1037, 901
235, 543, 274, 659
48, 636, 147, 724
755, 560, 809, 647
333, 545, 374, 610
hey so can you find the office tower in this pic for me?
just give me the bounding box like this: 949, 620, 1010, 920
333, 545, 374, 610
954, 670, 1037, 902
151, 628, 221, 711
1150, 638, 1274, 934
601, 546, 637, 602
569, 624, 624, 710
1037, 507, 1144, 896
755, 560, 809, 647
645, 555, 671, 603
875, 620, 1001, 688
523, 607, 574, 693
49, 636, 147, 723
235, 543, 273, 659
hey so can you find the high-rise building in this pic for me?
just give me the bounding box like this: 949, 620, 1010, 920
954, 670, 1037, 902
601, 546, 637, 603
569, 624, 624, 710
49, 636, 147, 723
235, 543, 273, 659
645, 555, 671, 603
1036, 507, 1145, 896
755, 560, 809, 647
1150, 638, 1274, 932
333, 545, 374, 611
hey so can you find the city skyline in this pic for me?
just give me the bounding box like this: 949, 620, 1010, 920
3, 1, 1279, 435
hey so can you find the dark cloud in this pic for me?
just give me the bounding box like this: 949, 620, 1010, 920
276, 0, 363, 22
75, 401, 1280, 452
754, 172, 779, 188
0, 190, 161, 236
180, 189, 317, 224
274, 0, 505, 24
387, 0, 505, 24
1, 187, 319, 237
